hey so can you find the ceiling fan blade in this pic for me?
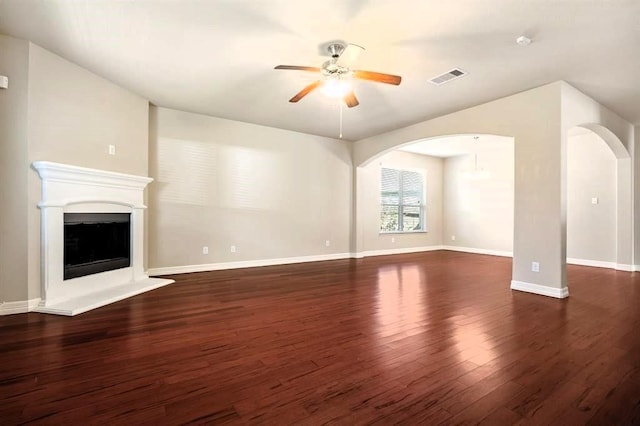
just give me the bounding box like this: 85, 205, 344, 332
275, 65, 321, 73
344, 91, 359, 108
353, 70, 402, 85
289, 80, 322, 103
336, 43, 365, 67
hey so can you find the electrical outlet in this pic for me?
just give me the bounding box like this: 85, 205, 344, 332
451, 235, 456, 241
531, 261, 540, 272
202, 246, 208, 255
591, 197, 599, 205
325, 240, 330, 247
391, 237, 395, 243
108, 145, 116, 155
230, 245, 236, 253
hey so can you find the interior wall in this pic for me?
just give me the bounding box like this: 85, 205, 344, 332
0, 35, 29, 304
25, 42, 150, 301
567, 130, 617, 263
148, 106, 352, 269
26, 43, 149, 175
443, 137, 514, 253
360, 150, 443, 252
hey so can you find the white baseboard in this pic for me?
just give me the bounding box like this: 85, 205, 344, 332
148, 247, 451, 276
0, 298, 42, 315
566, 258, 635, 272
511, 280, 569, 299
148, 252, 354, 276
615, 263, 634, 272
567, 257, 615, 269
441, 245, 512, 257
357, 245, 445, 258
152, 247, 627, 281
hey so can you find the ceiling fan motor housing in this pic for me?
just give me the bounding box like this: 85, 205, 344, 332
327, 43, 345, 58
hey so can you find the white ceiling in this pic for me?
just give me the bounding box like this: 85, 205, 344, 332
0, 0, 638, 141
400, 134, 513, 158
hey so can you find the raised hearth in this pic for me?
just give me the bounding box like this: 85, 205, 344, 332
32, 161, 173, 316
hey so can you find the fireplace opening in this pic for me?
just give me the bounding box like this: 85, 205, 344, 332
64, 213, 131, 280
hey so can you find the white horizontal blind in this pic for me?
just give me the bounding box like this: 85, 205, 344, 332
380, 167, 425, 232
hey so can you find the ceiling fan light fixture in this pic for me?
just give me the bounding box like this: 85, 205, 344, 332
321, 78, 352, 99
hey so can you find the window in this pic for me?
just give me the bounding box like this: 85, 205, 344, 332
380, 167, 425, 232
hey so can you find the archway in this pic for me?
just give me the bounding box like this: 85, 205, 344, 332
354, 133, 515, 257
567, 124, 632, 270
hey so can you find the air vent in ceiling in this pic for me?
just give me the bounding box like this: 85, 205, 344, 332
429, 68, 467, 86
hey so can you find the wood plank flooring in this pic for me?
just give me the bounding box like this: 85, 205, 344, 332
2, 250, 640, 424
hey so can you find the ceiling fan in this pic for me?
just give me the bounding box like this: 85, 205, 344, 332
275, 43, 402, 108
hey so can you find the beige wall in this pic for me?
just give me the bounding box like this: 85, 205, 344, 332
443, 137, 514, 253
0, 35, 30, 303
437, 130, 617, 263
148, 106, 352, 269
27, 43, 149, 175
567, 130, 616, 262
359, 150, 443, 252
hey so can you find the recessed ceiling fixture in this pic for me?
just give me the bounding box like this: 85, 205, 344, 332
429, 68, 467, 86
516, 35, 532, 46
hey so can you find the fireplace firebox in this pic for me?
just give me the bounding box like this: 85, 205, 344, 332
64, 213, 131, 280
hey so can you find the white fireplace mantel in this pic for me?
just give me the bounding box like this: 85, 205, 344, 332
32, 161, 173, 316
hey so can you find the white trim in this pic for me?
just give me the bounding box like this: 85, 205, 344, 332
615, 263, 634, 272
149, 246, 461, 276
567, 257, 616, 269
149, 253, 354, 276
565, 258, 635, 272
0, 298, 42, 315
32, 161, 152, 190
357, 245, 445, 258
441, 245, 512, 257
510, 280, 569, 299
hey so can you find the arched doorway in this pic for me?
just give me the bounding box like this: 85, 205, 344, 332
567, 124, 632, 270
353, 133, 515, 257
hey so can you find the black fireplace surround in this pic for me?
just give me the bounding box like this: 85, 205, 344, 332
64, 213, 131, 280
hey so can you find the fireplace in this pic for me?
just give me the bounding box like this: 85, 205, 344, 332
32, 161, 174, 316
64, 213, 131, 280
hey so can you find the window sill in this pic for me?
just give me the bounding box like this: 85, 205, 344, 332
379, 231, 428, 235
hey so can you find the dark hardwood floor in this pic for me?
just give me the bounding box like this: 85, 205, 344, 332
2, 250, 640, 424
